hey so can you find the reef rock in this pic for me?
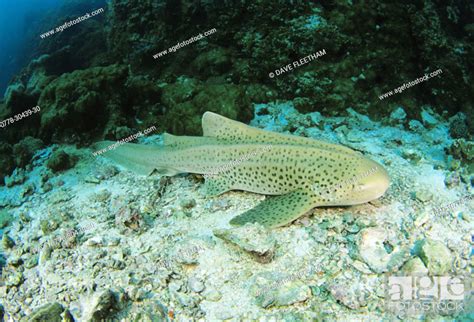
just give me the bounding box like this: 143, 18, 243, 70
418, 239, 452, 275
356, 227, 408, 273
213, 223, 275, 263
81, 289, 118, 322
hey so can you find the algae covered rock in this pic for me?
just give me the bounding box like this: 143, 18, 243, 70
418, 239, 452, 275
449, 113, 469, 139
4, 168, 27, 187
0, 142, 15, 185
449, 139, 474, 162
0, 209, 14, 229
46, 150, 76, 172
12, 136, 44, 168
37, 64, 128, 140
161, 76, 200, 107
22, 302, 64, 322
191, 47, 232, 77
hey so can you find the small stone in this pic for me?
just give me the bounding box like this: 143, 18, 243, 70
81, 289, 117, 321
205, 199, 232, 212
92, 189, 111, 203
188, 276, 205, 293
85, 236, 104, 247
252, 276, 311, 308
85, 176, 101, 184
414, 212, 430, 227
174, 241, 206, 265
2, 234, 15, 249
328, 281, 367, 309
6, 272, 23, 287
175, 292, 196, 308
39, 246, 53, 265
444, 172, 461, 188
107, 237, 121, 246
401, 257, 428, 275
24, 254, 39, 269
19, 212, 32, 223
93, 165, 119, 181
347, 131, 363, 142
7, 255, 22, 267
180, 198, 196, 209
351, 260, 372, 274
203, 289, 222, 302
310, 225, 328, 243
40, 218, 60, 235
408, 120, 424, 132
129, 287, 147, 301
402, 149, 422, 163
20, 183, 35, 198
5, 168, 27, 187
42, 182, 53, 192
414, 190, 433, 203
460, 212, 471, 222
215, 311, 234, 320
418, 239, 452, 275
214, 223, 275, 263
390, 107, 407, 123
421, 110, 438, 128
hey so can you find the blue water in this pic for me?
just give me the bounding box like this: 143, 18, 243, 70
0, 0, 65, 97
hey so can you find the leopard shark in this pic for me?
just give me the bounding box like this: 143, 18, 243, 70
94, 112, 390, 228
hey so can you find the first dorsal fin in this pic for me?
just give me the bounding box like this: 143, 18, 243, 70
202, 112, 359, 156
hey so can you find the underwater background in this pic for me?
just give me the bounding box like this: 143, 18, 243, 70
0, 0, 473, 321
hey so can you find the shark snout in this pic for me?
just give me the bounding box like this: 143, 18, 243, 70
359, 160, 390, 200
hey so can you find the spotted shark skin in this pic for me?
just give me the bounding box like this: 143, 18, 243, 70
94, 112, 390, 228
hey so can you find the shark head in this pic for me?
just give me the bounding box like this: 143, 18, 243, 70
349, 159, 390, 203
315, 157, 390, 206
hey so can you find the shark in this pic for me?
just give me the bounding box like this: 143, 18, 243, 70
94, 112, 390, 228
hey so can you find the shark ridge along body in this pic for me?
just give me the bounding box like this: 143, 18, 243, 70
94, 112, 390, 228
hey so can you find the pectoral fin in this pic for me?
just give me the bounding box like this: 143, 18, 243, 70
229, 189, 318, 228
